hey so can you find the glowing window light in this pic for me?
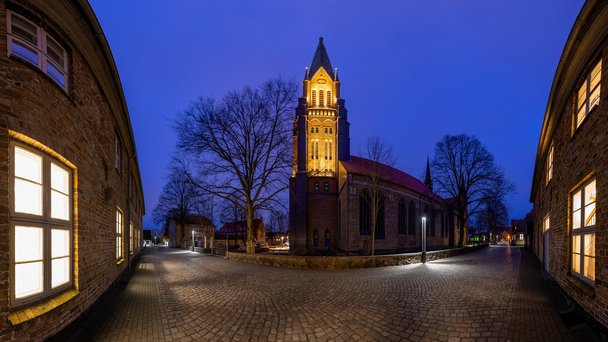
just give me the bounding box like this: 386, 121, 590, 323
15, 147, 42, 215
15, 226, 43, 298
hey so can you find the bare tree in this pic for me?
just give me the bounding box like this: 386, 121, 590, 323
475, 195, 509, 233
152, 164, 207, 246
363, 136, 395, 256
268, 208, 288, 233
431, 134, 514, 246
176, 77, 297, 253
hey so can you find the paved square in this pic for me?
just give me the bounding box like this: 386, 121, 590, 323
69, 246, 597, 341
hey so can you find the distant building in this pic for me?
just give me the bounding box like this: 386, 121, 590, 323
0, 0, 145, 339
511, 211, 533, 247
289, 38, 466, 255
216, 219, 266, 248
168, 215, 214, 249
531, 0, 608, 328
490, 226, 511, 243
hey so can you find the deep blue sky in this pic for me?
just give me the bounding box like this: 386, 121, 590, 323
90, 0, 583, 230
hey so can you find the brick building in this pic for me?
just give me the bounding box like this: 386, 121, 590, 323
167, 215, 214, 249
530, 0, 608, 328
0, 0, 144, 340
216, 219, 266, 248
289, 38, 465, 254
511, 211, 533, 247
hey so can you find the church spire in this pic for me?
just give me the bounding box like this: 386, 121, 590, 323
424, 156, 433, 191
309, 36, 335, 80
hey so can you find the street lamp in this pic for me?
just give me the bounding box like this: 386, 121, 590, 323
192, 229, 195, 251
421, 216, 427, 264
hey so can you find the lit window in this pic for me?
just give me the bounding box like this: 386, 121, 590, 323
546, 145, 553, 184
576, 60, 601, 128
572, 178, 596, 282
116, 208, 124, 260
7, 11, 69, 90
544, 214, 550, 231
12, 143, 73, 305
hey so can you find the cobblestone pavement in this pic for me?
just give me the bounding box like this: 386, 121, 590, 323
68, 245, 600, 342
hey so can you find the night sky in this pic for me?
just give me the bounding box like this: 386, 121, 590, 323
89, 0, 584, 230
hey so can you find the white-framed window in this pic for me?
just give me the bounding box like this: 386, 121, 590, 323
576, 60, 601, 129
572, 178, 596, 282
546, 145, 553, 184
519, 233, 524, 240
116, 208, 124, 260
6, 11, 69, 90
544, 214, 550, 232
11, 143, 72, 306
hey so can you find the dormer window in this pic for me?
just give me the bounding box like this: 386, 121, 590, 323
576, 60, 601, 129
7, 11, 69, 90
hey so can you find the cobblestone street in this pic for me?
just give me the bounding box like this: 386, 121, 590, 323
69, 246, 598, 342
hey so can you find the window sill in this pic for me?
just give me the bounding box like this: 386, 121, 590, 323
567, 272, 596, 297
8, 289, 79, 325
116, 258, 125, 265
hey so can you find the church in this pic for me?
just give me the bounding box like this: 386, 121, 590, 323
289, 38, 466, 254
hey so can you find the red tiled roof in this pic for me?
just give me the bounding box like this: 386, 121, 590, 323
218, 219, 264, 234
340, 156, 444, 203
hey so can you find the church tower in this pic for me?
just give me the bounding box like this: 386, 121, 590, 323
289, 37, 350, 253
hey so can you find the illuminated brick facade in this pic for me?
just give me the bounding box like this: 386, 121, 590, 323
289, 38, 464, 254
0, 0, 144, 339
531, 0, 608, 328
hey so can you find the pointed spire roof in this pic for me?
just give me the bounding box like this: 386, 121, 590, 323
424, 156, 433, 191
309, 37, 335, 80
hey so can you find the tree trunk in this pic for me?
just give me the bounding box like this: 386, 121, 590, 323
246, 201, 255, 254
371, 206, 377, 256
458, 216, 465, 247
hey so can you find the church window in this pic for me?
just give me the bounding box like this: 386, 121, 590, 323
408, 201, 416, 235
376, 196, 385, 239
312, 90, 317, 106
315, 141, 319, 159
329, 128, 332, 134
313, 229, 319, 247
329, 141, 332, 160
319, 90, 324, 107
314, 182, 319, 192
327, 91, 331, 106
324, 229, 331, 247
398, 199, 406, 235
324, 127, 328, 134
430, 208, 436, 236
424, 205, 430, 236
323, 182, 329, 192
315, 127, 319, 133
311, 127, 314, 134
324, 141, 328, 160
359, 191, 371, 235
576, 60, 601, 129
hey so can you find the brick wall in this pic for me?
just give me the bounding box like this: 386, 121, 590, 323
0, 1, 144, 340
532, 18, 608, 327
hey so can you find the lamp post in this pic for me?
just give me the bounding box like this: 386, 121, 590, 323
192, 229, 195, 251
421, 216, 427, 264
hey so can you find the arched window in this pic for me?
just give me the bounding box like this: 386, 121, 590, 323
327, 90, 332, 106
329, 141, 332, 160
324, 127, 328, 134
424, 205, 430, 236
408, 201, 416, 235
324, 141, 328, 159
315, 127, 319, 133
319, 90, 324, 107
329, 128, 332, 134
398, 199, 406, 235
430, 208, 436, 236
313, 229, 319, 247
312, 90, 317, 106
324, 229, 331, 247
323, 181, 329, 192
359, 191, 371, 235
376, 196, 385, 239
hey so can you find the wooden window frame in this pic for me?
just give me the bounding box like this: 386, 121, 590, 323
6, 11, 69, 90
575, 59, 601, 129
10, 142, 73, 307
571, 178, 596, 283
